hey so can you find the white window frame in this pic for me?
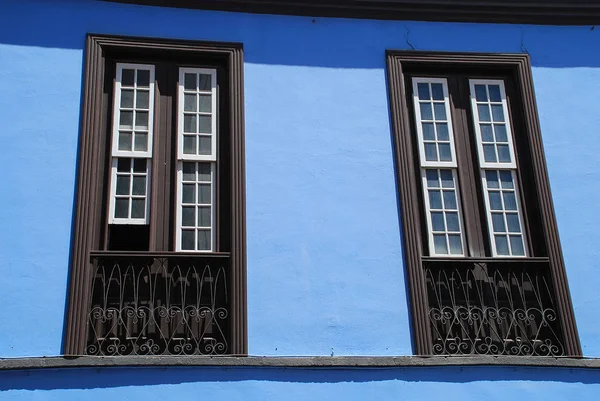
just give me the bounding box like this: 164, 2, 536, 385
177, 68, 218, 161
411, 77, 458, 168
469, 79, 517, 169
481, 169, 528, 257
108, 158, 152, 225
111, 63, 156, 158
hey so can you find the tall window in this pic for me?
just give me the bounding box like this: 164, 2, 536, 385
64, 35, 247, 357
387, 51, 581, 357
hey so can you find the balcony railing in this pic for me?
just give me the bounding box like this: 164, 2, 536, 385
86, 252, 230, 356
423, 258, 566, 356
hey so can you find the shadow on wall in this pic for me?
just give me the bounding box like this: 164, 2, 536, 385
0, 365, 600, 391
1, 0, 600, 69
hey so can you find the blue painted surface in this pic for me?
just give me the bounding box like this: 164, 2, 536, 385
0, 0, 599, 365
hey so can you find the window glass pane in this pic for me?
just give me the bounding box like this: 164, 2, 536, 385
118, 132, 132, 151
199, 74, 211, 91
436, 123, 449, 141
431, 83, 443, 100
431, 212, 445, 231
486, 170, 499, 188
477, 104, 491, 122
197, 229, 211, 250
448, 235, 462, 255
499, 171, 514, 189
480, 124, 494, 142
495, 235, 510, 255
422, 123, 435, 140
488, 85, 502, 102
426, 169, 439, 188
433, 103, 446, 120
488, 191, 502, 210
184, 94, 197, 112
132, 176, 146, 195
445, 212, 459, 232
438, 143, 451, 161
420, 103, 433, 120
509, 235, 525, 256
115, 198, 129, 218
134, 133, 148, 152
483, 144, 497, 163
417, 83, 430, 100
429, 190, 442, 209
198, 163, 211, 181
181, 230, 195, 250
433, 234, 448, 255
118, 158, 131, 172
182, 162, 196, 181
184, 73, 197, 91
122, 69, 135, 87
131, 199, 145, 218
198, 184, 211, 204
184, 115, 197, 133
491, 105, 504, 122
136, 90, 149, 109
199, 136, 212, 155
183, 135, 197, 155
137, 70, 150, 88
116, 176, 130, 195
135, 112, 148, 129
503, 192, 517, 211
424, 143, 437, 161
199, 115, 211, 134
440, 170, 453, 188
199, 95, 212, 113
491, 213, 506, 232
119, 111, 133, 129
497, 144, 511, 162
474, 85, 487, 102
182, 184, 195, 204
506, 213, 521, 233
443, 190, 457, 210
133, 158, 146, 172
198, 206, 211, 227
494, 124, 508, 142
182, 206, 195, 227
121, 90, 134, 108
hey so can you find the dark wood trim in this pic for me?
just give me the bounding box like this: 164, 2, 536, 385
103, 0, 600, 25
386, 50, 582, 357
64, 34, 247, 356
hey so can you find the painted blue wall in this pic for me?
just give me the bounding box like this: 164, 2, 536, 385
1, 0, 600, 360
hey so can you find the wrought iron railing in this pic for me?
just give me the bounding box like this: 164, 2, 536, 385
423, 258, 566, 356
86, 252, 230, 356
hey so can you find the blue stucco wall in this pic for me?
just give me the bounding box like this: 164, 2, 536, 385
1, 0, 600, 363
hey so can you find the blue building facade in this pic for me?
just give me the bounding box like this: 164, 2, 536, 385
1, 0, 600, 398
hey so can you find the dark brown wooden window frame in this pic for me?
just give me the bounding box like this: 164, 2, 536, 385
64, 34, 247, 356
386, 51, 582, 357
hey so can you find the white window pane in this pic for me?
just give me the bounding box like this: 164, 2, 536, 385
491, 105, 504, 122
480, 124, 494, 142
426, 170, 439, 188
198, 163, 211, 181
133, 159, 146, 172
420, 103, 433, 120
182, 162, 196, 181
121, 90, 134, 108
499, 171, 514, 189
182, 184, 195, 204
181, 230, 195, 250
440, 170, 453, 188
184, 114, 197, 133
429, 190, 442, 209
183, 135, 197, 154
182, 206, 195, 227
474, 85, 487, 102
431, 83, 443, 100
486, 170, 499, 188
433, 103, 446, 120
438, 143, 451, 161
198, 206, 211, 227
483, 144, 497, 163
478, 104, 491, 122
184, 73, 197, 90
131, 199, 145, 218
417, 82, 430, 100
134, 133, 148, 152
506, 213, 521, 233
494, 124, 508, 142
495, 235, 510, 255
119, 111, 133, 129
118, 158, 131, 172
503, 192, 517, 211
197, 230, 211, 250
199, 74, 211, 91
116, 176, 130, 195
199, 136, 211, 155
491, 213, 505, 232
431, 212, 445, 231
424, 143, 438, 161
433, 234, 448, 254
118, 132, 132, 151
122, 69, 135, 87
136, 90, 149, 109
115, 198, 129, 218
448, 235, 462, 255
442, 190, 457, 210
422, 123, 435, 140
198, 184, 211, 204
199, 115, 211, 134
135, 112, 148, 129
509, 235, 525, 256
436, 123, 449, 141
445, 212, 459, 232
137, 70, 150, 88
488, 85, 501, 102
184, 94, 197, 112
199, 95, 212, 113
132, 176, 146, 196
497, 144, 511, 163
488, 191, 502, 210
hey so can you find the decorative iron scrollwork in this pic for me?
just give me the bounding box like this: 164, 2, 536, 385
86, 253, 229, 356
424, 259, 565, 356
